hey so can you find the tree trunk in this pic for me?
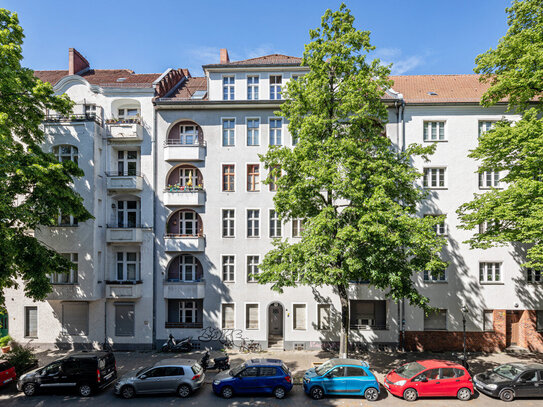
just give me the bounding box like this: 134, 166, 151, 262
337, 284, 349, 358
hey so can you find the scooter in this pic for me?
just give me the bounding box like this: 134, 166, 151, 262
200, 350, 230, 371
161, 334, 192, 352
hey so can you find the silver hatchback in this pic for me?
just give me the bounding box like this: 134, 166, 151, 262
114, 358, 205, 399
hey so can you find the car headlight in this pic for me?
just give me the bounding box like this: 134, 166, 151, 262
486, 384, 498, 390
393, 380, 407, 386
213, 380, 221, 386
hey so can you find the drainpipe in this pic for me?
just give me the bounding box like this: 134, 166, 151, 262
152, 104, 158, 349
398, 97, 406, 350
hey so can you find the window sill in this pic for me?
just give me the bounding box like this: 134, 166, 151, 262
422, 281, 448, 284
51, 283, 78, 286
424, 187, 448, 190
423, 140, 448, 143
479, 282, 504, 285
106, 280, 143, 285
222, 236, 235, 239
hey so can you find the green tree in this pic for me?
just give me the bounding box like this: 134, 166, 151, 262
457, 0, 543, 269
0, 9, 91, 305
258, 4, 446, 356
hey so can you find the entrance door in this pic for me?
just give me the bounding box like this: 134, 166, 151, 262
506, 311, 521, 346
268, 303, 283, 337
0, 312, 7, 337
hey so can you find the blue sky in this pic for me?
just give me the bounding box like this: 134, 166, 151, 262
4, 0, 511, 77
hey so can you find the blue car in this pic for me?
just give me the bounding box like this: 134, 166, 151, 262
303, 358, 380, 401
212, 358, 293, 399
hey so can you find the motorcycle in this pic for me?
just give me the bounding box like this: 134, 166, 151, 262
200, 350, 230, 371
161, 334, 192, 352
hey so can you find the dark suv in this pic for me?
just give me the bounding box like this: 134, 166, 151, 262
17, 351, 116, 397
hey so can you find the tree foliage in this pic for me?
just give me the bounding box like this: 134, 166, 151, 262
458, 0, 543, 268
258, 4, 446, 354
0, 9, 91, 305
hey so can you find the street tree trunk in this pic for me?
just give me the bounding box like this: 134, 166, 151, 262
337, 284, 349, 358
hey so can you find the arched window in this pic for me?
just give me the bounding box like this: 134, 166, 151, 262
167, 121, 203, 145
166, 165, 203, 189
167, 255, 203, 282
53, 145, 78, 164
167, 210, 203, 237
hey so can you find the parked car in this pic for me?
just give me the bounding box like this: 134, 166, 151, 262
473, 362, 543, 402
0, 359, 16, 388
17, 351, 116, 397
303, 358, 380, 401
384, 359, 473, 401
114, 358, 204, 399
212, 358, 293, 399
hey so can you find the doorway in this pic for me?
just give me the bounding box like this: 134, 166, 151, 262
0, 312, 8, 337
506, 310, 521, 346
268, 303, 283, 348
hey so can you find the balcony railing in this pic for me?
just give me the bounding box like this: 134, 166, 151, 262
163, 187, 205, 206
106, 120, 143, 141
164, 234, 205, 252
44, 113, 102, 126
106, 172, 143, 191
106, 225, 144, 243
105, 280, 143, 299
164, 141, 206, 161
163, 279, 205, 299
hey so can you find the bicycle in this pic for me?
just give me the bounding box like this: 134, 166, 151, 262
240, 339, 262, 353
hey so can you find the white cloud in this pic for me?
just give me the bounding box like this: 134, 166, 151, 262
372, 48, 425, 75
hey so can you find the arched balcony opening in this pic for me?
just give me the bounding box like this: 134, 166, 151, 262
166, 209, 203, 237
167, 121, 204, 146
166, 165, 203, 191
166, 254, 203, 282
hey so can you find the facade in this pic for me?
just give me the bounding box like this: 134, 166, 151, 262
2, 49, 542, 352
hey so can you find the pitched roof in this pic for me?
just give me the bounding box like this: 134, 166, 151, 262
34, 69, 162, 88
168, 77, 207, 99
204, 54, 302, 68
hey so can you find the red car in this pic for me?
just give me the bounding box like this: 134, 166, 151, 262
384, 359, 473, 402
0, 359, 16, 388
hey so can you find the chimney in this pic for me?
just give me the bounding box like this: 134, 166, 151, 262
69, 48, 90, 75
220, 48, 230, 64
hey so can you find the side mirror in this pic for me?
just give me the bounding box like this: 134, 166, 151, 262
139, 374, 147, 380
325, 373, 332, 379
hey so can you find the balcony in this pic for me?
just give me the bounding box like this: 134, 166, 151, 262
106, 225, 144, 243
163, 188, 205, 206
105, 281, 143, 299
164, 141, 206, 161
164, 235, 205, 252
163, 280, 205, 299
106, 172, 143, 191
106, 121, 143, 141
47, 284, 99, 301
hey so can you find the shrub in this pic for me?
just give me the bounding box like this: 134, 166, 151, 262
0, 335, 12, 347
4, 341, 38, 375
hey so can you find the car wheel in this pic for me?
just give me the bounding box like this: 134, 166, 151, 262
221, 386, 234, 399
120, 385, 135, 399
364, 387, 379, 401
273, 386, 286, 399
177, 384, 191, 398
310, 386, 325, 400
457, 387, 471, 401
77, 383, 92, 397
23, 383, 37, 396
403, 388, 418, 402
499, 389, 514, 402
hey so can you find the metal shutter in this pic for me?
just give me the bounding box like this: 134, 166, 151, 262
115, 303, 135, 336
222, 304, 234, 329
62, 302, 89, 335
293, 304, 306, 330
246, 304, 258, 329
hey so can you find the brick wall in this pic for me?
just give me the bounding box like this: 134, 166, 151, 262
519, 310, 543, 352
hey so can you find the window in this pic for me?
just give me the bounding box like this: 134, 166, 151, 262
423, 121, 445, 141
293, 304, 306, 330
270, 75, 282, 100
240, 367, 259, 377
527, 268, 542, 283
222, 165, 235, 191
115, 303, 135, 336
84, 104, 96, 116
118, 108, 139, 119
346, 367, 367, 377
177, 167, 199, 188
174, 211, 199, 236
424, 309, 447, 331
117, 150, 138, 176
479, 121, 495, 138
425, 214, 446, 236
24, 306, 38, 338
179, 255, 198, 281
423, 268, 446, 282
479, 220, 498, 234
483, 310, 494, 331
223, 76, 235, 100
537, 310, 543, 331
179, 125, 198, 145
479, 170, 500, 188
247, 164, 260, 191
50, 253, 78, 284
269, 118, 282, 145
247, 255, 260, 282
292, 218, 305, 237
317, 304, 331, 330
116, 251, 139, 281
222, 209, 235, 237
61, 302, 88, 336
222, 255, 235, 282
479, 262, 502, 283
222, 304, 235, 329
179, 300, 197, 324
247, 209, 260, 237
269, 209, 281, 238
57, 211, 78, 227
260, 367, 277, 376
53, 145, 78, 164
246, 118, 260, 146
247, 76, 259, 100
245, 304, 259, 329
269, 166, 280, 192
350, 300, 387, 329
116, 200, 139, 228
222, 119, 235, 146
423, 168, 446, 188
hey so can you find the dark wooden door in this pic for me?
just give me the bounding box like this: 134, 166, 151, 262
506, 311, 521, 346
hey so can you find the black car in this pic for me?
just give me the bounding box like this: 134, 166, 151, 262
17, 351, 116, 397
473, 362, 543, 402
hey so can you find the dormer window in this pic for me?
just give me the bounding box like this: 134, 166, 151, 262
223, 76, 235, 100
270, 75, 282, 100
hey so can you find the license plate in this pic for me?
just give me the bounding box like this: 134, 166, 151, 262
3, 378, 12, 384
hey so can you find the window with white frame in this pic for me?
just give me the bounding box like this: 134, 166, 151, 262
270, 75, 282, 100
177, 167, 199, 187
423, 121, 445, 141
222, 119, 235, 146
222, 255, 235, 282
269, 209, 281, 238
247, 76, 259, 100
247, 210, 260, 237
24, 306, 38, 338
245, 304, 259, 329
424, 214, 446, 236
53, 145, 78, 164
317, 304, 331, 330
424, 309, 447, 331
479, 262, 502, 283
247, 118, 260, 146
84, 104, 96, 116
423, 168, 446, 188
57, 211, 78, 227
293, 304, 307, 330
50, 253, 78, 284
179, 300, 197, 323
117, 150, 138, 176
118, 108, 139, 119
479, 170, 500, 188
178, 125, 198, 145
179, 254, 198, 281
479, 121, 495, 138
269, 118, 282, 145
247, 255, 260, 282
223, 76, 235, 100
292, 218, 305, 237
483, 310, 494, 331
222, 209, 235, 237
222, 304, 235, 329
176, 211, 199, 236
423, 268, 447, 282
527, 268, 542, 283
116, 251, 139, 281
116, 200, 139, 228
479, 220, 498, 234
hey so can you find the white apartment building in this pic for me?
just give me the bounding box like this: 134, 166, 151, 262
3, 49, 542, 352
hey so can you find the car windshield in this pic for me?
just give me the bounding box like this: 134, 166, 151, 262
395, 362, 426, 378
230, 363, 246, 376
493, 364, 523, 380
315, 361, 335, 376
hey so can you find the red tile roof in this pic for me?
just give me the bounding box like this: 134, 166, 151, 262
204, 54, 302, 67
34, 69, 161, 87
168, 77, 207, 99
